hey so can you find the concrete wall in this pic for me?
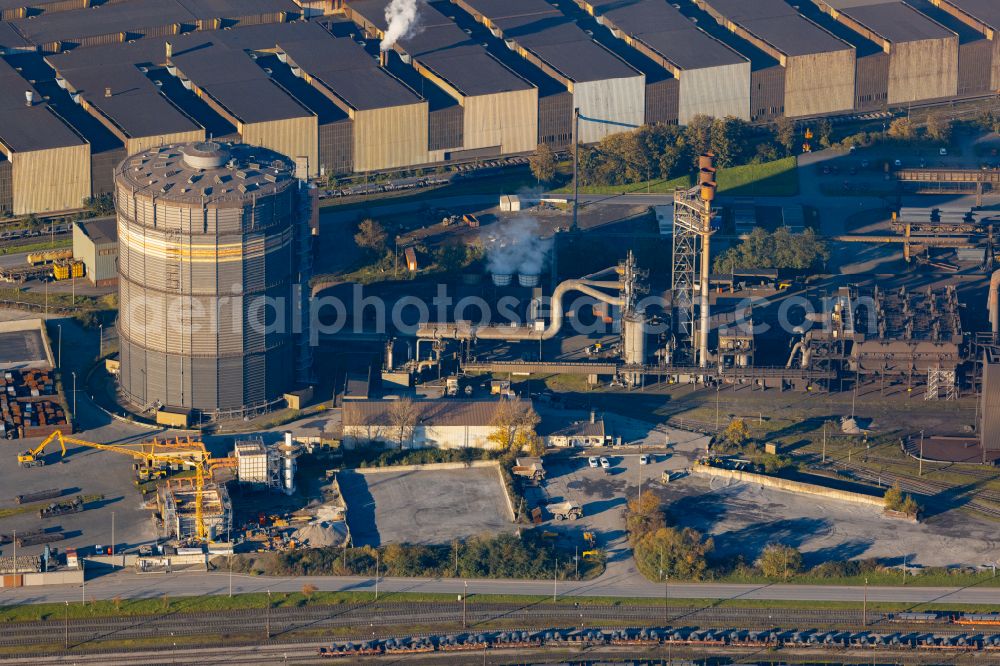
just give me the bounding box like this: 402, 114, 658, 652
11, 144, 91, 215
241, 116, 319, 178
353, 102, 428, 172
855, 51, 889, 111
22, 569, 84, 586
464, 88, 538, 154
958, 38, 993, 96
678, 61, 751, 124
692, 463, 885, 507
887, 37, 958, 104
342, 423, 501, 450
750, 65, 786, 121
573, 75, 646, 143
785, 49, 855, 117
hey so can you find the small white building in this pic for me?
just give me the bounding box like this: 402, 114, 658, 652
342, 399, 527, 450
540, 414, 608, 448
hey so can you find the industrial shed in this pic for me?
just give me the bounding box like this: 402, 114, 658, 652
454, 0, 645, 143
812, 0, 958, 105
168, 42, 319, 176
276, 26, 431, 171
46, 50, 205, 156
908, 0, 993, 97
0, 57, 89, 215
694, 0, 856, 117
72, 217, 117, 286
928, 0, 1000, 92
345, 0, 538, 158
6, 0, 298, 52
577, 0, 750, 123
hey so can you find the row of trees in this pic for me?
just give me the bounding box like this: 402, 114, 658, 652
714, 227, 829, 274
531, 114, 822, 188
267, 531, 590, 579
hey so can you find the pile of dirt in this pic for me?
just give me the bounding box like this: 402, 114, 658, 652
293, 521, 346, 548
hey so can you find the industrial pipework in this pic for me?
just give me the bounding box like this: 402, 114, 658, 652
415, 276, 623, 342
991, 268, 1000, 337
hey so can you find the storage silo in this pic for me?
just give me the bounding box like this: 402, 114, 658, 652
116, 141, 310, 418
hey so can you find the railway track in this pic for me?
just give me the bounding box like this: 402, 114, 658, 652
0, 603, 917, 648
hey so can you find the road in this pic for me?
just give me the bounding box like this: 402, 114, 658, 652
1, 568, 998, 606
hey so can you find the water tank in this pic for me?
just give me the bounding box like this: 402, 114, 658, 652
115, 142, 304, 416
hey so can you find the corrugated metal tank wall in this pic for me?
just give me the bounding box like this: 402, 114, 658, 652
353, 103, 429, 171
12, 144, 90, 215
855, 51, 889, 111
319, 118, 354, 176
644, 78, 679, 125
538, 91, 573, 149
887, 37, 958, 104
429, 105, 464, 151
116, 159, 298, 413
958, 39, 993, 97
678, 62, 751, 124
573, 76, 646, 143
784, 50, 855, 117
750, 65, 785, 121
0, 158, 11, 215
993, 40, 1000, 92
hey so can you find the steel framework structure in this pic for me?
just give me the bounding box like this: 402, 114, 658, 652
672, 187, 706, 365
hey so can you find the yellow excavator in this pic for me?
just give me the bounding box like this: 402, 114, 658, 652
17, 430, 234, 542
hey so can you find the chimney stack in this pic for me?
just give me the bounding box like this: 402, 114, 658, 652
379, 50, 388, 67
165, 41, 172, 59
24, 90, 34, 107
104, 86, 112, 98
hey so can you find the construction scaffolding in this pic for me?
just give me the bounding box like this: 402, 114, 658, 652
158, 479, 231, 542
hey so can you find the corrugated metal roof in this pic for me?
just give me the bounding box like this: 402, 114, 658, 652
343, 399, 523, 427
594, 0, 745, 70
824, 1, 955, 42
75, 217, 117, 245
700, 0, 853, 56
0, 56, 87, 152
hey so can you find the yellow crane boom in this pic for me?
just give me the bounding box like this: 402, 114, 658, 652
17, 430, 226, 542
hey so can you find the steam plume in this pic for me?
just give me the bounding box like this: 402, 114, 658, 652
485, 217, 552, 276
381, 0, 419, 52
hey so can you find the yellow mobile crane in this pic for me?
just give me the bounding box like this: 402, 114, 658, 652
17, 430, 233, 542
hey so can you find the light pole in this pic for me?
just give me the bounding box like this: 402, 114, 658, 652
98, 323, 103, 359
110, 511, 115, 564
462, 581, 468, 628
71, 371, 76, 417
918, 430, 925, 477
862, 577, 868, 627
64, 600, 69, 649
57, 324, 62, 367
265, 590, 271, 639
553, 557, 558, 603
374, 550, 380, 601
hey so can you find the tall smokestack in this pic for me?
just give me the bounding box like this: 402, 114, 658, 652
699, 153, 716, 369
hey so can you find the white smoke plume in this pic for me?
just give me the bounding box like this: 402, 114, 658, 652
485, 217, 552, 277
380, 0, 420, 52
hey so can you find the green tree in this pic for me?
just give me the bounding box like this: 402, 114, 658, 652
486, 397, 541, 454
354, 218, 388, 255
774, 116, 797, 156
633, 527, 714, 580
721, 418, 751, 447
714, 227, 829, 273
684, 115, 715, 162
884, 481, 920, 516
816, 118, 833, 148
887, 118, 916, 141
925, 114, 953, 144
710, 116, 751, 168
435, 244, 467, 273
756, 543, 803, 580
625, 492, 666, 541
529, 143, 556, 183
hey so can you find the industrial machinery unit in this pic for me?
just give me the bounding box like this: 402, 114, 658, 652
115, 141, 312, 418
233, 431, 298, 494
789, 285, 963, 397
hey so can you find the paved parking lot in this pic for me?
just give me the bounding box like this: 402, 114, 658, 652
535, 427, 711, 579
0, 441, 158, 557
338, 466, 514, 546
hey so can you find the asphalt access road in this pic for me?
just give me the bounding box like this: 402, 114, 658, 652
2, 570, 999, 606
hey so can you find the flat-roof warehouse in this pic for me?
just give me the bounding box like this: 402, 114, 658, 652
0, 56, 89, 215
694, 0, 856, 117
812, 0, 958, 104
